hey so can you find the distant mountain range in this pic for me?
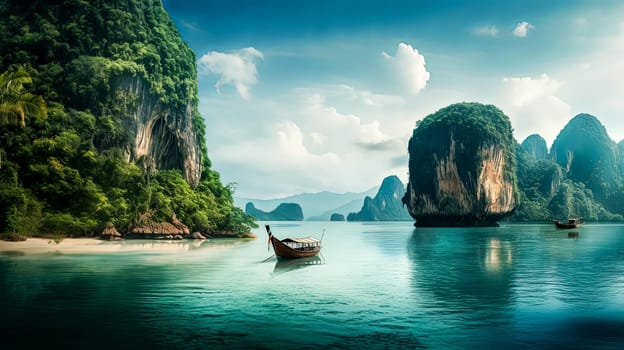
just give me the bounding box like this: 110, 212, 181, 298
245, 203, 303, 221
234, 187, 378, 221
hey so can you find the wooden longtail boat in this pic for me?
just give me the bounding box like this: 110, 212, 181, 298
265, 224, 321, 259
553, 218, 583, 229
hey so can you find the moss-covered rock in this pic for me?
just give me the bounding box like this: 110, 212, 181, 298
403, 102, 518, 226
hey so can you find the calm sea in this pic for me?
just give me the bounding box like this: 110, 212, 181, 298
1, 222, 624, 349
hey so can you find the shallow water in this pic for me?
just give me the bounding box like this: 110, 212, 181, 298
1, 222, 623, 349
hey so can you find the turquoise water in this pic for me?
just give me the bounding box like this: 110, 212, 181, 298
1, 222, 624, 349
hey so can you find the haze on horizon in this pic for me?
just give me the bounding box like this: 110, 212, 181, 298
163, 0, 624, 199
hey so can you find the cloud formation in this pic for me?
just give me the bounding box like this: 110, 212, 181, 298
473, 25, 499, 37
207, 89, 410, 198
502, 74, 562, 107
513, 21, 534, 38
335, 84, 404, 107
500, 74, 570, 145
382, 43, 430, 95
197, 47, 264, 99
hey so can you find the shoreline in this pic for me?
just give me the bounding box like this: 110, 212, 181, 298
0, 237, 254, 255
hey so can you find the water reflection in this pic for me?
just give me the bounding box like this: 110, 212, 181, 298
272, 256, 323, 276
484, 238, 513, 272
407, 228, 516, 319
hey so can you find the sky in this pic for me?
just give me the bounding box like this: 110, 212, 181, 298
162, 0, 624, 199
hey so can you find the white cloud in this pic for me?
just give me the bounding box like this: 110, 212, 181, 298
473, 25, 499, 37
500, 74, 571, 145
197, 47, 263, 99
555, 23, 624, 142
502, 74, 563, 107
513, 21, 534, 38
300, 92, 405, 150
207, 89, 410, 198
382, 43, 430, 95
335, 84, 404, 107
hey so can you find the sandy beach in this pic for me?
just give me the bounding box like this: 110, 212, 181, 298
0, 237, 251, 255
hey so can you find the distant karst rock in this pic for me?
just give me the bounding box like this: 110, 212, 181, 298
402, 103, 518, 226
521, 134, 548, 160
245, 202, 304, 221
619, 140, 624, 176
347, 175, 412, 221
551, 113, 620, 200
330, 213, 345, 221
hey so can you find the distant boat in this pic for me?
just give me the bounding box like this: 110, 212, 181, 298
265, 224, 321, 259
553, 218, 583, 229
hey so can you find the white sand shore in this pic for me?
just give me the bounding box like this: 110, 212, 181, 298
0, 237, 250, 255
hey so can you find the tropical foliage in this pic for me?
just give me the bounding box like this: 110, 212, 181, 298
0, 0, 256, 239
512, 116, 624, 222
0, 66, 47, 127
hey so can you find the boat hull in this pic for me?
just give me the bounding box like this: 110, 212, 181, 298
271, 236, 320, 259
553, 220, 581, 229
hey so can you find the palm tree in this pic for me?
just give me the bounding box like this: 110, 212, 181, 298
0, 66, 47, 127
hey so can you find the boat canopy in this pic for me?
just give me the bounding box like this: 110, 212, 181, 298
282, 237, 320, 244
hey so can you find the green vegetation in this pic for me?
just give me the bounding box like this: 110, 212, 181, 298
0, 1, 256, 239
551, 114, 620, 201
512, 123, 624, 222
521, 134, 547, 160
0, 66, 47, 127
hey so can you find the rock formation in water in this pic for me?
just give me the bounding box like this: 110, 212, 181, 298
403, 103, 518, 226
551, 113, 621, 200
521, 134, 548, 160
347, 175, 411, 221
245, 203, 304, 221
330, 213, 345, 221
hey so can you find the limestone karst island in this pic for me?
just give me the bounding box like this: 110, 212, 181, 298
0, 0, 256, 241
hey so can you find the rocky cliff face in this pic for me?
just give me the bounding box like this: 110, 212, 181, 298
347, 175, 411, 221
403, 103, 518, 226
521, 134, 548, 160
117, 76, 202, 187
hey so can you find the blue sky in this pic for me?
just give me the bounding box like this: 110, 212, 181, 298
162, 0, 624, 199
